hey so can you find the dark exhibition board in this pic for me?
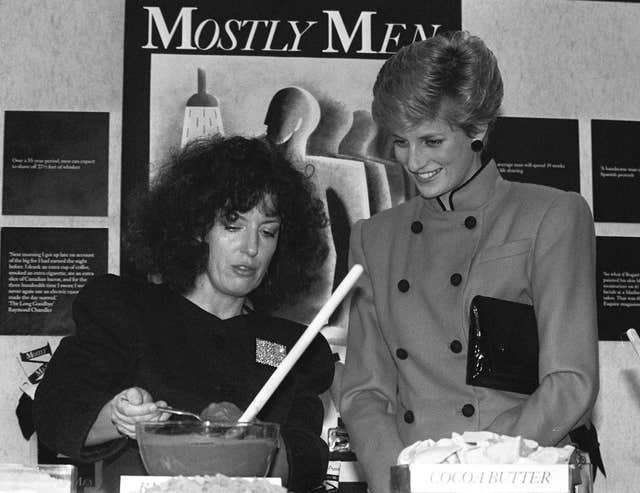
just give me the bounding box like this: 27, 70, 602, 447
0, 227, 107, 335
596, 236, 640, 341
592, 119, 640, 223
2, 111, 109, 216
492, 116, 580, 192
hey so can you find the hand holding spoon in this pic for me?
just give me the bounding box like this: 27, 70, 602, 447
155, 405, 203, 421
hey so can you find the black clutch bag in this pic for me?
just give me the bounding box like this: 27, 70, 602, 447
466, 295, 539, 394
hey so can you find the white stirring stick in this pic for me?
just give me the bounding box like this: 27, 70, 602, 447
626, 328, 640, 360
239, 264, 364, 422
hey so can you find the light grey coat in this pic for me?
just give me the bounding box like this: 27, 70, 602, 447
340, 161, 598, 493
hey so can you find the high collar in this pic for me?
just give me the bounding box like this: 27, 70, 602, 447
421, 159, 505, 214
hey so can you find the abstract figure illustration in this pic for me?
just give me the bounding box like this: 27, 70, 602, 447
181, 68, 224, 147
264, 86, 320, 161
264, 87, 369, 339
338, 110, 415, 214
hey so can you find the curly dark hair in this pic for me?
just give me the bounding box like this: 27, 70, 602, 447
125, 135, 329, 311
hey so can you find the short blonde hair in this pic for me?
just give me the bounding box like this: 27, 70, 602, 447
372, 31, 503, 137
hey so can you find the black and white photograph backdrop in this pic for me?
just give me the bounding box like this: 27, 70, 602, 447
1, 1, 639, 491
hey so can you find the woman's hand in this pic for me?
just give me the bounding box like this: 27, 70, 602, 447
110, 387, 169, 439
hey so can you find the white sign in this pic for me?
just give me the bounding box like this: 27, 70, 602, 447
409, 464, 570, 493
120, 476, 282, 493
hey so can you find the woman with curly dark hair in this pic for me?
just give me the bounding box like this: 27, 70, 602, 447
33, 136, 334, 493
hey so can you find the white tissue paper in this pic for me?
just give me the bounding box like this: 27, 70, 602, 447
397, 431, 574, 466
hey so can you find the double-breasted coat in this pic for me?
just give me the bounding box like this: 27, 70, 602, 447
339, 161, 598, 493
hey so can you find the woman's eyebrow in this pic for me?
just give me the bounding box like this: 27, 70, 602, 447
234, 212, 280, 224
261, 218, 281, 225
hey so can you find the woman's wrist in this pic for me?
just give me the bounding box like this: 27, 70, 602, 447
85, 398, 122, 446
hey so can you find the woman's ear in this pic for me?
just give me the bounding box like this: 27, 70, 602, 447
471, 124, 489, 143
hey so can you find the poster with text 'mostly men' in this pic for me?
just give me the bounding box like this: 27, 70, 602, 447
122, 0, 461, 329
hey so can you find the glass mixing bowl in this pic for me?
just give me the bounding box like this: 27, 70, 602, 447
136, 420, 280, 477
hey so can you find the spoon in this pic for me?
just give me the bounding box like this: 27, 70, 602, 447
156, 405, 247, 439
156, 405, 203, 421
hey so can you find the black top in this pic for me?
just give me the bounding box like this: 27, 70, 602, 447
33, 274, 334, 493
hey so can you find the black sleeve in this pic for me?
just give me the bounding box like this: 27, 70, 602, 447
32, 274, 139, 462
281, 332, 334, 493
